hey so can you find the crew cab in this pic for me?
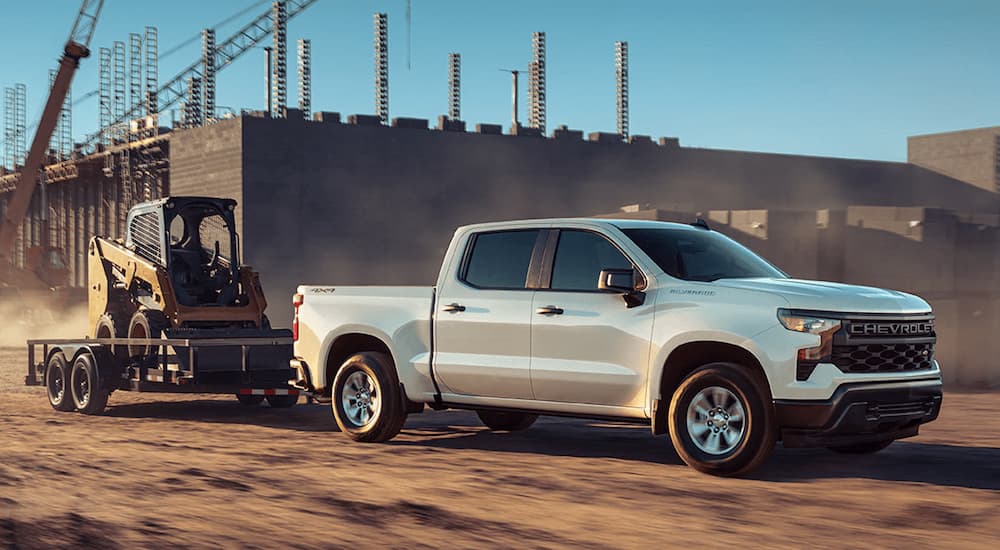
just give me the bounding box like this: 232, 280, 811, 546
291, 219, 942, 475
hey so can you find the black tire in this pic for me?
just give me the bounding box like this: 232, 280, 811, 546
266, 393, 299, 408
95, 310, 129, 357
236, 393, 265, 406
331, 352, 407, 442
827, 440, 894, 454
667, 362, 776, 477
127, 309, 168, 358
476, 410, 538, 431
45, 353, 75, 412
69, 353, 110, 415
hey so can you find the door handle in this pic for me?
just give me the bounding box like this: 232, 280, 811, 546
443, 303, 466, 313
535, 305, 564, 315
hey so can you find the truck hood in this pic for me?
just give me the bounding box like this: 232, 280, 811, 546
713, 278, 931, 314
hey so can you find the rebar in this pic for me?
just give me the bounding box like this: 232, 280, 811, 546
271, 1, 287, 117
615, 41, 629, 140
297, 39, 311, 119
202, 28, 217, 122
448, 53, 460, 120
529, 32, 546, 133
375, 12, 389, 124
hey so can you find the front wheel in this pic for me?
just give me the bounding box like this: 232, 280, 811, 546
667, 362, 776, 476
331, 352, 406, 442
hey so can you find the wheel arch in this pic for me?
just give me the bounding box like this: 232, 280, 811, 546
322, 331, 395, 397
651, 340, 770, 435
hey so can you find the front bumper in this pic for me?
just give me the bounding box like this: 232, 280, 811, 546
774, 379, 942, 448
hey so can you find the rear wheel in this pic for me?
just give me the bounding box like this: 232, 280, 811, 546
127, 309, 168, 359
668, 362, 776, 476
236, 393, 265, 406
70, 353, 109, 415
266, 394, 298, 408
827, 440, 893, 454
476, 410, 538, 431
332, 352, 406, 442
45, 353, 74, 412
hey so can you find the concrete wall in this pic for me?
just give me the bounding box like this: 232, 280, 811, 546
908, 127, 1000, 193
169, 117, 245, 236
165, 116, 1000, 387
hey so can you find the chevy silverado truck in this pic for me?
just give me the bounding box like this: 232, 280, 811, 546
291, 218, 942, 476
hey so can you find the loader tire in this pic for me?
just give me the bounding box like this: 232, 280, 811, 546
95, 311, 129, 357
127, 310, 168, 359
332, 352, 407, 443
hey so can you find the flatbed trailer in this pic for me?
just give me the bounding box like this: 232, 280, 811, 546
25, 335, 300, 414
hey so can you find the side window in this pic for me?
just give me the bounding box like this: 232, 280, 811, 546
463, 230, 540, 289
551, 230, 633, 291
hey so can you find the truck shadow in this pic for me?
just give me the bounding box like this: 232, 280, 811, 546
104, 398, 340, 432
104, 401, 1000, 490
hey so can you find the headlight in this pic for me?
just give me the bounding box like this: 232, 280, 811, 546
777, 309, 841, 335
778, 309, 842, 380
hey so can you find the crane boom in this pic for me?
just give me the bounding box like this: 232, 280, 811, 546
81, 0, 318, 147
0, 0, 104, 269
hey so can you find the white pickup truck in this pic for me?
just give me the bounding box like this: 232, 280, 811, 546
291, 218, 942, 476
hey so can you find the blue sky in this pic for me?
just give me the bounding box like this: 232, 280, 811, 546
1, 0, 998, 161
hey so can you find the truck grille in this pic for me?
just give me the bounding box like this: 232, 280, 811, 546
831, 343, 935, 374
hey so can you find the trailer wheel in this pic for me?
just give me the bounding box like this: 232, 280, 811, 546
266, 394, 298, 408
70, 353, 109, 415
45, 353, 75, 412
236, 393, 265, 406
332, 352, 406, 442
127, 309, 168, 358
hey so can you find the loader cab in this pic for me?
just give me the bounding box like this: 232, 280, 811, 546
125, 197, 241, 307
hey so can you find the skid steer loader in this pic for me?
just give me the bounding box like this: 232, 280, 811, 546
85, 196, 294, 405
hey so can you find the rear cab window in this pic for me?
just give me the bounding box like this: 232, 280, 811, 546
462, 230, 541, 290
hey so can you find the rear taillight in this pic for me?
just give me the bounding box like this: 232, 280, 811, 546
292, 293, 304, 341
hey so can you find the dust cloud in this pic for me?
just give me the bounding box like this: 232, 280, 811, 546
0, 298, 88, 347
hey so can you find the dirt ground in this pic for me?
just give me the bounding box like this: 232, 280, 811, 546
1, 346, 998, 549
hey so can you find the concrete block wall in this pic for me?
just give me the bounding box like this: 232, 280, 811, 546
908, 127, 1000, 193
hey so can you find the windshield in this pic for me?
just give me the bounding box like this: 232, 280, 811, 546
621, 227, 786, 282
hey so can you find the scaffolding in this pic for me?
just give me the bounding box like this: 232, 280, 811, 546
271, 1, 287, 118
528, 32, 546, 133
615, 41, 629, 140
182, 77, 203, 128
375, 12, 389, 124
3, 84, 26, 170
129, 32, 143, 135
448, 53, 460, 120
202, 29, 216, 123
98, 47, 111, 147
297, 39, 311, 119
112, 41, 126, 143
145, 26, 158, 119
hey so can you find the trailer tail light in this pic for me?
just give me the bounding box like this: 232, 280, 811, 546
293, 293, 304, 342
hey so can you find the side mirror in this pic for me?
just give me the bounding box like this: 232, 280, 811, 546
598, 269, 636, 292
598, 268, 646, 308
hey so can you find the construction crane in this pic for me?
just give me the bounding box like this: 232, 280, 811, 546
81, 0, 317, 147
0, 0, 104, 275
